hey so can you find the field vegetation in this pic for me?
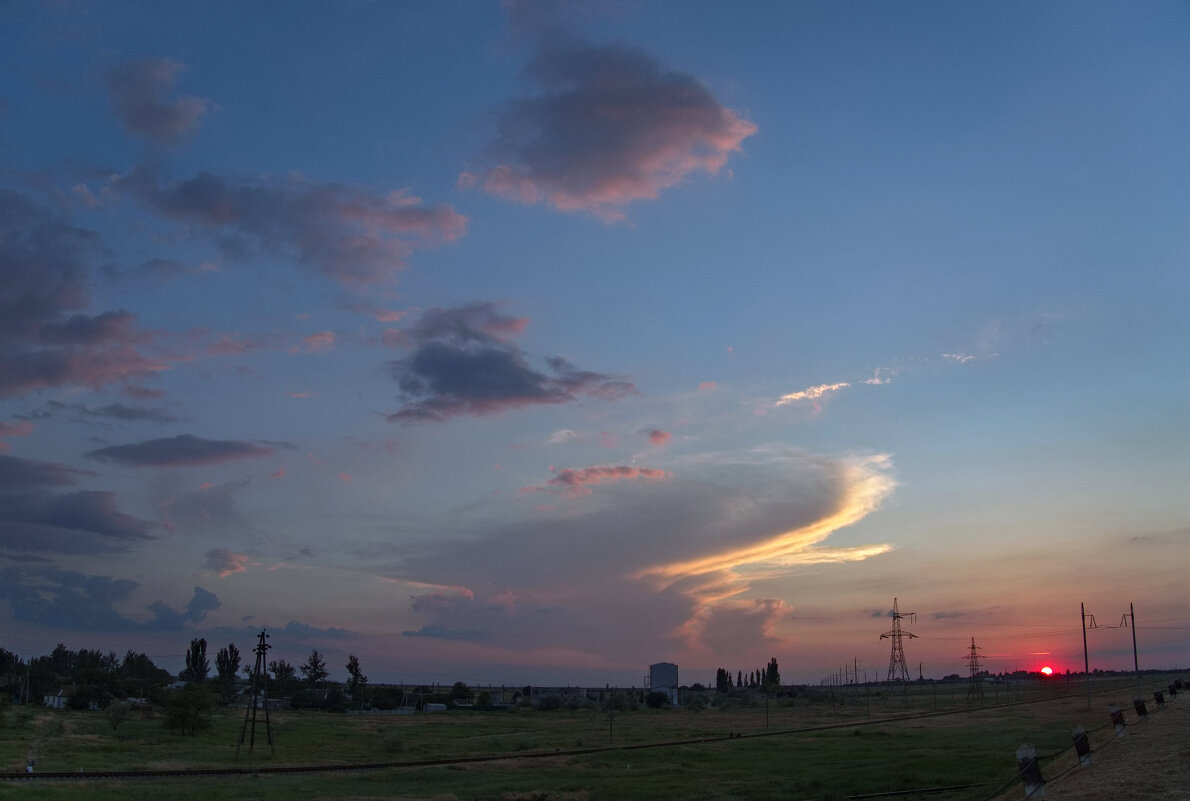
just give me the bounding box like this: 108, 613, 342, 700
0, 673, 1179, 801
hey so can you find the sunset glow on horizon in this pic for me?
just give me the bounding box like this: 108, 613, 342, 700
1, 1, 1188, 687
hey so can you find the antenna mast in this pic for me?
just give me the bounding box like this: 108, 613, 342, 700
880, 597, 917, 682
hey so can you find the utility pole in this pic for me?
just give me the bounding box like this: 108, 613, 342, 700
1081, 602, 1096, 708
237, 630, 274, 757
1129, 602, 1139, 694
880, 597, 917, 682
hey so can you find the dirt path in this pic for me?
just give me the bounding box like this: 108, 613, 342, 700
993, 699, 1189, 800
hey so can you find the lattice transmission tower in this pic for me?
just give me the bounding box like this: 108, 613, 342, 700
963, 637, 984, 701
879, 597, 917, 682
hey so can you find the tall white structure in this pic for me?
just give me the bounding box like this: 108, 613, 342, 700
649, 661, 679, 707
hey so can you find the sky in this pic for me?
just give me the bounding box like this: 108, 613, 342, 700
1, 0, 1188, 688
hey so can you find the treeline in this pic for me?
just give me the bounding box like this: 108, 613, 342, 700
713, 657, 781, 693
0, 637, 372, 713
0, 644, 170, 709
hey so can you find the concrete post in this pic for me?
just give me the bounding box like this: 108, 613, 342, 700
1110, 706, 1126, 738
1133, 697, 1148, 719
1154, 690, 1164, 707
1071, 725, 1092, 767
1016, 744, 1045, 798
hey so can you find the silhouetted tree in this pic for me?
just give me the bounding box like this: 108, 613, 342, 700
763, 657, 780, 690
299, 649, 328, 688
345, 654, 367, 706
215, 643, 241, 703
181, 638, 209, 683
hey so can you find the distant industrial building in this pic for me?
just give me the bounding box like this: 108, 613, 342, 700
649, 662, 679, 707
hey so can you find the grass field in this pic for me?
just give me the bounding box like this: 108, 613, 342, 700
0, 674, 1177, 801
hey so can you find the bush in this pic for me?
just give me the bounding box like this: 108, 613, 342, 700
163, 683, 213, 735
537, 694, 563, 711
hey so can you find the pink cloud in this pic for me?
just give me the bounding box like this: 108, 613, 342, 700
292, 331, 335, 354
599, 431, 617, 449
698, 381, 717, 392
286, 391, 315, 398
468, 40, 756, 221
339, 472, 353, 482
643, 428, 671, 447
342, 301, 408, 322
269, 468, 286, 479
204, 548, 251, 577
527, 464, 670, 496
0, 419, 34, 452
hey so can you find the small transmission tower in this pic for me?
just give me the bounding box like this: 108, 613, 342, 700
236, 629, 274, 756
963, 637, 984, 702
880, 597, 917, 682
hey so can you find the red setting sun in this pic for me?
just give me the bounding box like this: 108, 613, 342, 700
1040, 666, 1053, 676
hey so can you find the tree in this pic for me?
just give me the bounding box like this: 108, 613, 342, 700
345, 654, 367, 707
715, 667, 731, 693
299, 649, 328, 688
269, 659, 298, 695
763, 657, 780, 690
181, 638, 209, 683
736, 670, 743, 688
215, 643, 241, 703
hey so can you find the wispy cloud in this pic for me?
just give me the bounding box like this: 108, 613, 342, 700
775, 381, 850, 406
523, 464, 669, 496
87, 434, 276, 466
122, 166, 467, 285
464, 37, 756, 221
387, 303, 634, 423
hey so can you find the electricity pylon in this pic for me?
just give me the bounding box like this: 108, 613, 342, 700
880, 597, 917, 682
236, 629, 274, 756
963, 637, 984, 701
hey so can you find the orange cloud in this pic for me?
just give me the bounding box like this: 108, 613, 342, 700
635, 454, 894, 590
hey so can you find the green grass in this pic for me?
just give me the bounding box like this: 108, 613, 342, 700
0, 674, 1174, 801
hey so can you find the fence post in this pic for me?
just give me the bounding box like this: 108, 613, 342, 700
1071, 724, 1092, 767
1110, 706, 1126, 738
1168, 683, 1177, 699
1133, 697, 1148, 719
1154, 690, 1164, 707
1016, 744, 1045, 798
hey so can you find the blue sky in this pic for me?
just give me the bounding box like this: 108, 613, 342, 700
1, 0, 1187, 686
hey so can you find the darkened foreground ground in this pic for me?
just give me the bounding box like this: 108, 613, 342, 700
2, 674, 1184, 800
